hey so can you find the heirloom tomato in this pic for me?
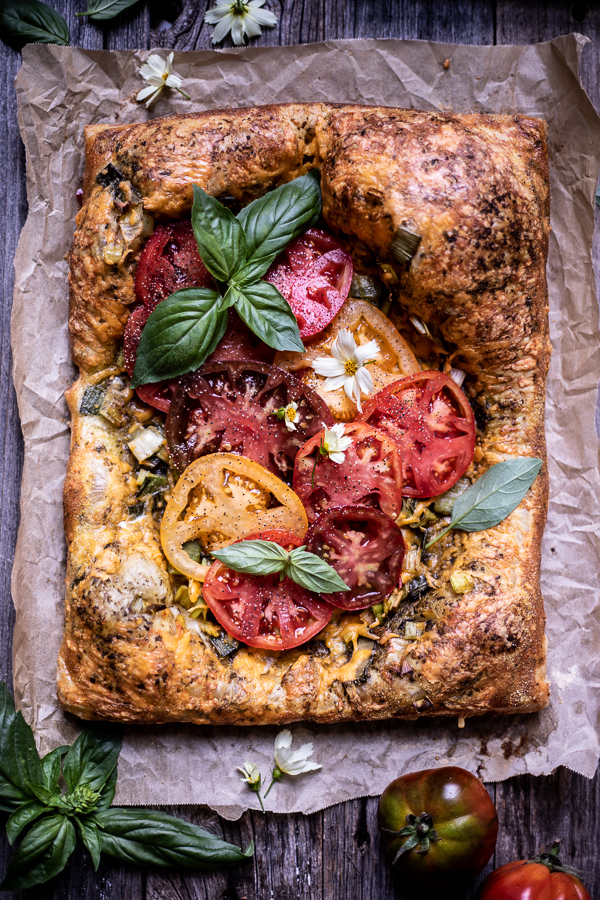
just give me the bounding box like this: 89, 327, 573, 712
160, 453, 308, 583
305, 506, 404, 610
166, 361, 333, 479
478, 841, 591, 900
293, 422, 404, 523
203, 530, 333, 650
377, 766, 498, 886
361, 370, 476, 497
264, 228, 353, 339
275, 299, 420, 420
135, 221, 212, 308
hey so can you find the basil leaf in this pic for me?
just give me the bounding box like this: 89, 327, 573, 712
192, 185, 246, 282
76, 0, 141, 21
40, 746, 69, 793
95, 766, 118, 811
236, 170, 321, 279
0, 0, 69, 49
286, 548, 350, 593
426, 458, 543, 548
0, 814, 76, 891
0, 682, 43, 812
94, 808, 253, 868
212, 540, 289, 575
5, 800, 47, 845
131, 289, 226, 387
77, 819, 102, 871
62, 726, 122, 795
232, 283, 304, 353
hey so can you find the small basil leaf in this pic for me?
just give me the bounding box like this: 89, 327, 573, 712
233, 254, 277, 286
232, 283, 304, 353
5, 800, 47, 845
76, 0, 141, 21
0, 814, 76, 891
0, 0, 69, 50
28, 782, 54, 805
94, 808, 253, 868
236, 170, 321, 274
131, 289, 226, 387
95, 766, 118, 811
285, 548, 350, 593
0, 682, 43, 811
62, 726, 122, 795
192, 185, 246, 282
426, 458, 543, 548
212, 540, 289, 575
77, 819, 102, 871
40, 746, 69, 793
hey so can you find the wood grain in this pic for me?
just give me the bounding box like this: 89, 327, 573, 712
0, 1, 599, 897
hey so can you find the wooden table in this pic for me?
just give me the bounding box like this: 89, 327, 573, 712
1, 2, 599, 897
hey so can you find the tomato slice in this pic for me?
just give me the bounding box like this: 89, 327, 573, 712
360, 371, 476, 498
203, 530, 333, 650
264, 228, 353, 339
293, 422, 404, 523
160, 453, 308, 582
135, 221, 213, 308
275, 299, 420, 421
166, 361, 334, 480
305, 507, 405, 610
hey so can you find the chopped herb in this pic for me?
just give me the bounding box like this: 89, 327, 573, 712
390, 225, 422, 266
404, 575, 431, 603
350, 273, 380, 300
183, 540, 201, 562
209, 632, 241, 658
433, 478, 470, 516
136, 474, 168, 497
79, 383, 108, 416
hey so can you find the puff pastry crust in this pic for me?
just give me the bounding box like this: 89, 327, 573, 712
59, 104, 550, 723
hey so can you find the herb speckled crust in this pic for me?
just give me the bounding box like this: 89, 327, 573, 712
60, 104, 550, 723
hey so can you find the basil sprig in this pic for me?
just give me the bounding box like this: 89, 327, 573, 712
76, 0, 142, 21
425, 457, 543, 548
0, 0, 69, 50
212, 540, 350, 594
0, 683, 252, 890
131, 171, 321, 388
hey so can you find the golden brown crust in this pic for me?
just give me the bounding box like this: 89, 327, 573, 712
59, 104, 550, 724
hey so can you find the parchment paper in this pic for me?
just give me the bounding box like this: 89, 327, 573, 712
11, 35, 600, 818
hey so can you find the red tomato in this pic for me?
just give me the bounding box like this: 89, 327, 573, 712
305, 506, 405, 610
166, 361, 333, 479
135, 221, 212, 308
207, 311, 275, 365
378, 766, 498, 887
293, 422, 404, 523
264, 228, 353, 339
479, 842, 592, 900
360, 371, 476, 498
203, 530, 333, 650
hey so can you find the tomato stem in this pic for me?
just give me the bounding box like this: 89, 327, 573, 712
533, 839, 581, 877
382, 812, 440, 865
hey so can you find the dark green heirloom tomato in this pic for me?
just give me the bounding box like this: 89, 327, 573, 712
478, 841, 592, 900
377, 766, 498, 886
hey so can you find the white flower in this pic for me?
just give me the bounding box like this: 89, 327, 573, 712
204, 0, 278, 46
136, 52, 190, 109
320, 423, 352, 465
237, 761, 261, 787
276, 401, 299, 431
312, 329, 379, 413
273, 729, 321, 777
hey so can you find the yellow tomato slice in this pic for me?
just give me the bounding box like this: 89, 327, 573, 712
160, 453, 308, 582
274, 299, 420, 420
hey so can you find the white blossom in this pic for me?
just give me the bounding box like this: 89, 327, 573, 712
320, 423, 352, 465
277, 401, 299, 431
273, 729, 321, 777
237, 761, 261, 787
204, 0, 278, 46
136, 52, 189, 109
312, 329, 379, 413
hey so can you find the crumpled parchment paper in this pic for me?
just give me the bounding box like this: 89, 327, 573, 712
11, 34, 600, 818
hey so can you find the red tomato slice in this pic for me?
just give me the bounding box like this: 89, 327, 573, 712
135, 221, 213, 308
264, 228, 353, 339
305, 507, 405, 610
293, 422, 404, 523
360, 371, 476, 498
166, 361, 334, 480
203, 530, 333, 650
